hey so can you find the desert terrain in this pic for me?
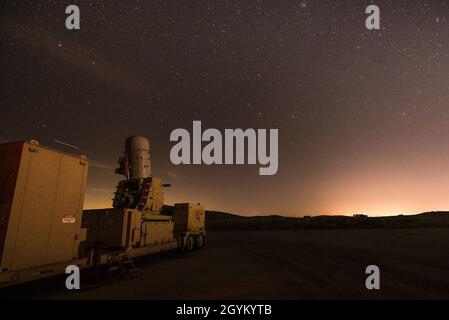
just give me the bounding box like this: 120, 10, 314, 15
2, 226, 449, 299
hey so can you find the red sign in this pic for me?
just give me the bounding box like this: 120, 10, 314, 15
62, 214, 76, 224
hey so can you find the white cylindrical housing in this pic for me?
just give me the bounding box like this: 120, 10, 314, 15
125, 135, 151, 179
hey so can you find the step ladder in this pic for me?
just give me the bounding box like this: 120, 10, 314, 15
107, 253, 141, 279
137, 177, 152, 210
112, 181, 125, 208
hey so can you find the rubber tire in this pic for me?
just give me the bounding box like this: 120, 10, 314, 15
196, 234, 205, 249
185, 236, 195, 252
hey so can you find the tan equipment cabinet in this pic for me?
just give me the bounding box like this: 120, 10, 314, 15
0, 140, 88, 276
173, 203, 206, 233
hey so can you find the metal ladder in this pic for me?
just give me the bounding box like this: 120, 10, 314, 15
137, 177, 151, 210
107, 253, 141, 279
112, 181, 125, 208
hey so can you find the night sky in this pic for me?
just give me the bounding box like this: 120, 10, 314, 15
1, 0, 449, 216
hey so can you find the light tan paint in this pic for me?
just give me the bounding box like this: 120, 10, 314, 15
0, 140, 88, 271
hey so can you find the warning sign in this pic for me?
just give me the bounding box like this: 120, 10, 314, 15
62, 214, 76, 224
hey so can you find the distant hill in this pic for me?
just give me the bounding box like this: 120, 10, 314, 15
204, 210, 241, 220
417, 211, 449, 218
160, 205, 449, 230
205, 210, 449, 231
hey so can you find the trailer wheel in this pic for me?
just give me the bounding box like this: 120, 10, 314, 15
185, 236, 195, 252
196, 234, 205, 249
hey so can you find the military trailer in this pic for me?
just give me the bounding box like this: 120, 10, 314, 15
0, 136, 206, 287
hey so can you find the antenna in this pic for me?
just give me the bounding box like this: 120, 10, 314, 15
53, 139, 80, 150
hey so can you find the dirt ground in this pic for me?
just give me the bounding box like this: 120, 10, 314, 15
2, 228, 449, 299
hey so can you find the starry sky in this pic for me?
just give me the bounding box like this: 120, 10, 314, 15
1, 0, 449, 216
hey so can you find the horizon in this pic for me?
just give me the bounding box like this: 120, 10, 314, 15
82, 195, 448, 218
